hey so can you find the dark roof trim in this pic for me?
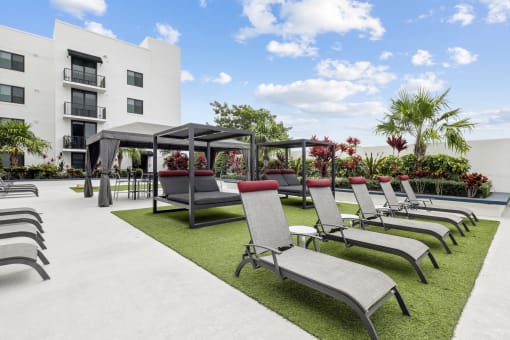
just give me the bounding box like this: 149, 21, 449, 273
68, 49, 103, 64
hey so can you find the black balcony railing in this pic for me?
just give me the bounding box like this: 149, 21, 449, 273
64, 102, 106, 119
63, 135, 86, 149
63, 68, 106, 88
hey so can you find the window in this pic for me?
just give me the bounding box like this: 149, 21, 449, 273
0, 84, 24, 104
127, 70, 143, 87
71, 153, 85, 169
0, 50, 24, 72
127, 98, 143, 114
71, 57, 97, 86
71, 89, 97, 117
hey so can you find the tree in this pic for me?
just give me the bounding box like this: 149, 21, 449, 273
0, 120, 50, 166
116, 148, 141, 170
375, 88, 475, 170
211, 101, 291, 167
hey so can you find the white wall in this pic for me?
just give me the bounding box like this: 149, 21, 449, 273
357, 138, 510, 192
0, 25, 56, 165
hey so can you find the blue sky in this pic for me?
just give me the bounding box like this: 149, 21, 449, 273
1, 0, 509, 146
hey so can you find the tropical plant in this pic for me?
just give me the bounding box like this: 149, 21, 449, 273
195, 153, 207, 169
117, 148, 141, 170
337, 136, 362, 177
0, 120, 50, 166
386, 135, 408, 156
375, 88, 475, 170
309, 135, 341, 177
460, 172, 489, 198
360, 152, 384, 178
165, 151, 188, 170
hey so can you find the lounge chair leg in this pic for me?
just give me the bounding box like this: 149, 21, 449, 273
359, 314, 378, 340
440, 237, 452, 254
393, 287, 411, 316
37, 250, 50, 265
456, 224, 465, 237
36, 236, 46, 250
428, 252, 439, 269
30, 261, 50, 280
462, 222, 470, 232
449, 233, 458, 246
473, 213, 479, 222
235, 258, 254, 277
411, 261, 428, 284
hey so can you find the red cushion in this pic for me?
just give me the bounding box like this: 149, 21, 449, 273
306, 179, 331, 187
264, 169, 281, 174
237, 180, 279, 193
280, 169, 295, 174
377, 176, 392, 183
348, 177, 367, 184
399, 175, 410, 181
159, 170, 188, 177
194, 170, 214, 176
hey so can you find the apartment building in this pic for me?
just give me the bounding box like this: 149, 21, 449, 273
0, 20, 180, 169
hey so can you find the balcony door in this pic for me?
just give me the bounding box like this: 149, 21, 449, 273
72, 89, 97, 118
71, 57, 97, 86
71, 120, 97, 149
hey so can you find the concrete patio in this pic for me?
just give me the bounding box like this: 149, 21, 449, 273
0, 180, 508, 339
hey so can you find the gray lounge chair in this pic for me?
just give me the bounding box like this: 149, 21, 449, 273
0, 179, 38, 197
0, 222, 46, 249
377, 176, 469, 236
349, 177, 457, 254
235, 180, 410, 340
0, 207, 43, 223
0, 214, 44, 233
399, 175, 478, 226
0, 241, 50, 280
307, 179, 438, 284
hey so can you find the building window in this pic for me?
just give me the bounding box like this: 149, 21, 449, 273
71, 89, 98, 118
127, 98, 143, 114
71, 152, 85, 169
71, 57, 98, 86
0, 84, 24, 104
0, 50, 24, 72
127, 70, 143, 87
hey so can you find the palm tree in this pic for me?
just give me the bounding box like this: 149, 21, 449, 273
0, 120, 50, 166
375, 88, 475, 170
116, 148, 141, 170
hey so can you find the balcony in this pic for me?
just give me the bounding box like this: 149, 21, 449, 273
63, 102, 107, 122
62, 68, 106, 92
63, 135, 86, 151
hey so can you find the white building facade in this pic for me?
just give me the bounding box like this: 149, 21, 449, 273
0, 20, 180, 169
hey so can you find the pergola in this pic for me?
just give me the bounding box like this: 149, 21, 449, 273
85, 122, 251, 208
152, 123, 255, 227
256, 139, 336, 208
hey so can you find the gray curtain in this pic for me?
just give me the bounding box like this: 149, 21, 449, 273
241, 149, 250, 180
84, 144, 100, 197
98, 139, 120, 207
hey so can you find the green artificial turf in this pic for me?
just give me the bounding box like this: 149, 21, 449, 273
113, 198, 498, 340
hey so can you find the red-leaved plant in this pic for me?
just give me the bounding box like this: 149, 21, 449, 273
460, 172, 488, 198
309, 135, 342, 177
166, 151, 189, 170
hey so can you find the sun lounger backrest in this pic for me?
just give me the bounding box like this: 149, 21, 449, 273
281, 169, 301, 186
194, 170, 220, 192
399, 176, 418, 202
307, 179, 343, 232
349, 177, 379, 219
238, 180, 293, 255
159, 170, 189, 195
263, 169, 288, 187
378, 176, 400, 207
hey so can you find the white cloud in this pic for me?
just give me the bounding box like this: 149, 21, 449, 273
481, 0, 510, 23
266, 40, 318, 57
236, 0, 384, 57
181, 70, 195, 82
199, 0, 207, 8
208, 72, 232, 84
316, 59, 396, 85
448, 47, 479, 65
51, 0, 106, 19
84, 21, 116, 38
155, 23, 180, 44
448, 4, 475, 26
400, 72, 445, 93
379, 51, 393, 60
407, 8, 436, 23
411, 49, 434, 66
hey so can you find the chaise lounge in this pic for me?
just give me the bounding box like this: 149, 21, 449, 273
155, 170, 244, 228
0, 241, 50, 280
235, 180, 410, 340
0, 178, 39, 197
307, 179, 438, 284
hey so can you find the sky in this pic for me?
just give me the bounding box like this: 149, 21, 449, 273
1, 0, 509, 146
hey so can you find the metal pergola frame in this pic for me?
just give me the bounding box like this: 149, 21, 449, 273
256, 139, 336, 209
152, 123, 255, 228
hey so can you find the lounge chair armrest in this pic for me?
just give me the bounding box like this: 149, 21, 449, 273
376, 206, 393, 216
244, 243, 282, 255
319, 223, 351, 247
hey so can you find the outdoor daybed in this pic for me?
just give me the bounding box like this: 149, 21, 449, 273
155, 170, 244, 228
263, 169, 313, 208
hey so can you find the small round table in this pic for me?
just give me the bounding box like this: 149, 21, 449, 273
341, 213, 360, 227
289, 225, 319, 250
